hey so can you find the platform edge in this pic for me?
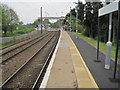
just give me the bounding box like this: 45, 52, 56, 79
39, 30, 62, 89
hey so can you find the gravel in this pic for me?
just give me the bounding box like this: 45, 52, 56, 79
2, 31, 59, 89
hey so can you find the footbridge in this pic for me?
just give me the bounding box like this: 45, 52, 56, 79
39, 17, 65, 20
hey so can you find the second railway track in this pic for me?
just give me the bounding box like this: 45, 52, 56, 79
0, 32, 50, 64
1, 31, 60, 89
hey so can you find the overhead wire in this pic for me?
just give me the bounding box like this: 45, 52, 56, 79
62, 0, 73, 13
42, 0, 56, 17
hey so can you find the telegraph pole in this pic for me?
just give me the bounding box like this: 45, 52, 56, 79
70, 7, 72, 32
41, 7, 43, 33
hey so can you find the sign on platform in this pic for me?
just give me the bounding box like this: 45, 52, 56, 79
99, 1, 118, 16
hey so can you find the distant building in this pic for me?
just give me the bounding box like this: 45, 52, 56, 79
37, 24, 45, 31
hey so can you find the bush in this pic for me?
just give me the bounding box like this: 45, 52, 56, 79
78, 25, 85, 33
66, 22, 86, 33
17, 29, 33, 34
81, 26, 89, 37
17, 31, 26, 34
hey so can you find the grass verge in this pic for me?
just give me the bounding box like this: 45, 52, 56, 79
1, 28, 35, 37
1, 30, 44, 49
73, 32, 120, 62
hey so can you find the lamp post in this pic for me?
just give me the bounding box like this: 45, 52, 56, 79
75, 6, 78, 38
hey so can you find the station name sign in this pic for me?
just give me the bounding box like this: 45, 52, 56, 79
99, 1, 118, 16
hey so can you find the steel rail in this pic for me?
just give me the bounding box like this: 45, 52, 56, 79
0, 33, 55, 88
31, 32, 59, 90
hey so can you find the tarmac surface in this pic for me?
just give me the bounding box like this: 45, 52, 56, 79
68, 31, 119, 89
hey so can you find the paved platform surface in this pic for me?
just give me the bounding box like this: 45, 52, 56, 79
40, 30, 98, 88
68, 31, 119, 89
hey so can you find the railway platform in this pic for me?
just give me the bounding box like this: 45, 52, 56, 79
40, 30, 98, 88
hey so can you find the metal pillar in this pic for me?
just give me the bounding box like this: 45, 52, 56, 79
76, 7, 78, 38
95, 17, 101, 62
41, 7, 43, 34
70, 7, 72, 32
104, 13, 112, 69
113, 1, 120, 79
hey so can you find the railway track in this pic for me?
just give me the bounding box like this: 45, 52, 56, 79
1, 32, 54, 83
1, 31, 60, 89
1, 32, 47, 52
2, 33, 37, 50
32, 31, 60, 89
0, 32, 50, 64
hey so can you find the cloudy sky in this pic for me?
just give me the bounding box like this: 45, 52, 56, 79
1, 0, 105, 24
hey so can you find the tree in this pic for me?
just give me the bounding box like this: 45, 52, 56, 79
64, 15, 83, 32
9, 8, 19, 32
1, 4, 10, 35
112, 11, 118, 44
1, 4, 19, 36
84, 2, 93, 37
83, 1, 103, 38
43, 19, 50, 24
33, 19, 39, 27
50, 20, 61, 28
78, 2, 84, 24
0, 5, 2, 31
64, 1, 118, 46
91, 2, 103, 39
19, 21, 23, 25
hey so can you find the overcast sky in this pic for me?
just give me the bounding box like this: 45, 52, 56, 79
1, 0, 105, 24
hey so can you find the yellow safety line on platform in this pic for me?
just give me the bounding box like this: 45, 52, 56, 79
64, 31, 99, 89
